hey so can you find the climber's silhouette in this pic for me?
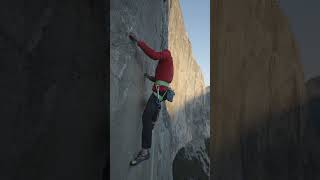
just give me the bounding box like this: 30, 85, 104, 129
128, 33, 174, 166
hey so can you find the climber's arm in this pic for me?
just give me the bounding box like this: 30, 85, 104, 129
129, 33, 168, 60
138, 41, 165, 60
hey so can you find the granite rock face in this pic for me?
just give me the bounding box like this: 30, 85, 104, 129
172, 87, 210, 180
212, 1, 306, 180
0, 1, 107, 180
110, 0, 209, 179
173, 138, 210, 180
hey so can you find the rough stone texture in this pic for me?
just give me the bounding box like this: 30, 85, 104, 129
212, 1, 307, 180
173, 138, 210, 180
172, 87, 210, 180
110, 0, 209, 179
167, 0, 210, 142
0, 0, 107, 180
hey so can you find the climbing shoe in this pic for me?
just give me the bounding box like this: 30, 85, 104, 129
130, 150, 150, 166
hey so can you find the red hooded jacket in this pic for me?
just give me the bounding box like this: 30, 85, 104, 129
138, 41, 174, 92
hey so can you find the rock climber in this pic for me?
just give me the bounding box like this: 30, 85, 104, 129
128, 33, 174, 166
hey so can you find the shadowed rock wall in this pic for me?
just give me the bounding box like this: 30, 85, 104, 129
303, 77, 320, 179
0, 0, 107, 180
306, 77, 320, 133
212, 0, 306, 180
173, 138, 210, 180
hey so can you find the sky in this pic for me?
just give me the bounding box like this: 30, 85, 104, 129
278, 0, 320, 81
180, 0, 210, 86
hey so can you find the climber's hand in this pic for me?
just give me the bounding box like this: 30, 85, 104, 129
129, 33, 138, 43
144, 73, 156, 82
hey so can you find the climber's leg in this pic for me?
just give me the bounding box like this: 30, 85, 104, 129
130, 93, 164, 166
130, 94, 159, 166
141, 93, 159, 149
151, 100, 161, 129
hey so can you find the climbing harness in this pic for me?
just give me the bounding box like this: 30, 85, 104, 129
153, 80, 175, 103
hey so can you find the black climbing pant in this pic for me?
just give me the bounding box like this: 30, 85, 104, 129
142, 93, 162, 149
